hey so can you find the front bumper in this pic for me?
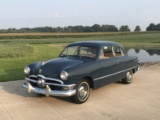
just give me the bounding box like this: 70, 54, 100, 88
23, 74, 76, 97
23, 82, 76, 97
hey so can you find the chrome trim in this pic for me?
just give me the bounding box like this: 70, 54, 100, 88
44, 82, 75, 87
25, 77, 37, 83
28, 75, 37, 78
23, 83, 76, 97
27, 74, 64, 84
25, 77, 75, 87
37, 74, 63, 84
94, 66, 138, 81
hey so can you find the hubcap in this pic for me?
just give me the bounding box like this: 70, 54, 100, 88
127, 72, 132, 81
78, 82, 89, 101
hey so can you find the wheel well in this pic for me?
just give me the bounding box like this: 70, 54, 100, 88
132, 69, 135, 74
83, 76, 94, 88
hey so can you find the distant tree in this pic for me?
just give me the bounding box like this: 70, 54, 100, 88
84, 26, 91, 32
119, 25, 130, 32
108, 25, 118, 32
0, 23, 121, 33
146, 23, 156, 31
134, 25, 141, 32
74, 26, 84, 32
0, 29, 7, 33
155, 23, 160, 30
91, 24, 101, 32
66, 26, 76, 32
101, 25, 109, 32
98, 24, 118, 32
7, 28, 16, 33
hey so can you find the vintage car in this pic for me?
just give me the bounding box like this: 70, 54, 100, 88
23, 41, 139, 103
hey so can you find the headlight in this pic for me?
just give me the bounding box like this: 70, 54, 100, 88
60, 71, 68, 80
24, 66, 30, 75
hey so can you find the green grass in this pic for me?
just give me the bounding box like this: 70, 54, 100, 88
0, 43, 33, 58
0, 44, 64, 82
0, 32, 160, 82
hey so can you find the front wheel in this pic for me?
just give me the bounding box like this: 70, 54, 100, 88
72, 79, 90, 104
122, 70, 133, 84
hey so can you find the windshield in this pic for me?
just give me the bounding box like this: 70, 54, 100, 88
60, 45, 97, 59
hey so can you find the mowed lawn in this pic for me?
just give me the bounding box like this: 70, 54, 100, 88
0, 32, 160, 82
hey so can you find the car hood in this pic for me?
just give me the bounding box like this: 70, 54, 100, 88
33, 57, 84, 78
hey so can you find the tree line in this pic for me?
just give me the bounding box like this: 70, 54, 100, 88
0, 23, 158, 33
146, 23, 160, 31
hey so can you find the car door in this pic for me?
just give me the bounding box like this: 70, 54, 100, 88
94, 46, 119, 88
112, 46, 130, 79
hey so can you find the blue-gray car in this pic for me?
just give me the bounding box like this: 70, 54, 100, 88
23, 41, 139, 103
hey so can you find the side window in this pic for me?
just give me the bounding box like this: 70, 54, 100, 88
99, 46, 114, 59
113, 46, 124, 57
79, 46, 97, 58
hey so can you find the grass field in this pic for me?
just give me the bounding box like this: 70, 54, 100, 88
0, 32, 160, 82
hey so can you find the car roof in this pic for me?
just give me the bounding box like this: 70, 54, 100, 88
67, 41, 122, 48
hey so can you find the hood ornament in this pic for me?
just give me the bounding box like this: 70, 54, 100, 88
39, 69, 42, 73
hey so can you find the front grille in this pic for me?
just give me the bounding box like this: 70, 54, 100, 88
45, 80, 61, 84
26, 74, 63, 87
29, 82, 62, 90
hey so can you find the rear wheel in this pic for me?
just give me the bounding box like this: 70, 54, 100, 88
72, 79, 90, 104
122, 70, 133, 84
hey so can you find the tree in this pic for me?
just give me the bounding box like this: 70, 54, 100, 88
91, 24, 101, 32
108, 25, 118, 32
74, 26, 84, 32
101, 25, 109, 32
146, 23, 156, 31
134, 25, 141, 32
97, 24, 118, 32
155, 23, 160, 31
119, 25, 130, 32
0, 24, 129, 33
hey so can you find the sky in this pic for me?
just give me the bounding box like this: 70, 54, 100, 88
0, 0, 160, 31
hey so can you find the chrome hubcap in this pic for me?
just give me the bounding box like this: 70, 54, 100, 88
127, 72, 132, 81
79, 86, 87, 97
78, 82, 89, 101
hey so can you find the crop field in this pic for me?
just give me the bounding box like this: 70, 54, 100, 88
0, 43, 33, 59
0, 32, 160, 81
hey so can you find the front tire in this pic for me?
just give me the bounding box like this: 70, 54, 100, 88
72, 79, 90, 104
122, 70, 133, 84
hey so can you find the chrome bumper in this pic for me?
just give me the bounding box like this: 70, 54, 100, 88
23, 82, 76, 97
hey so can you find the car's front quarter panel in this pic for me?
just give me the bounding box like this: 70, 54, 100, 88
64, 60, 100, 85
